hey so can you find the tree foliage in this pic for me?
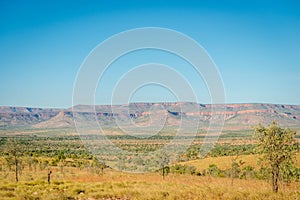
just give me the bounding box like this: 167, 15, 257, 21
157, 152, 170, 179
4, 138, 24, 182
254, 122, 298, 192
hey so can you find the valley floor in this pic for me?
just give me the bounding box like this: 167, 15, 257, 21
0, 167, 299, 200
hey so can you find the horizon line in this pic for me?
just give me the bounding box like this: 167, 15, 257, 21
1, 101, 300, 109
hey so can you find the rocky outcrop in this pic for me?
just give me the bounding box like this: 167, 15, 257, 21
0, 106, 60, 127
0, 103, 300, 130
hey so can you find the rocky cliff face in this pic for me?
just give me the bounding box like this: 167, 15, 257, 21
0, 103, 300, 130
0, 107, 61, 127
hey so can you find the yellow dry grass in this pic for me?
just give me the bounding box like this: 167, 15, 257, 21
0, 165, 299, 200
181, 153, 300, 171
0, 153, 299, 200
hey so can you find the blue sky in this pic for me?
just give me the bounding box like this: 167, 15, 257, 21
0, 0, 299, 108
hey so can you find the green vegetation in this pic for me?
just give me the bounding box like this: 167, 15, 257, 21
0, 123, 299, 199
255, 122, 299, 192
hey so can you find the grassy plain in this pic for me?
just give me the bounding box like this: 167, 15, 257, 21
0, 167, 299, 200
182, 153, 300, 171
0, 128, 299, 199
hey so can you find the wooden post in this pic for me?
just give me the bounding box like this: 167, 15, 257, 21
48, 170, 52, 184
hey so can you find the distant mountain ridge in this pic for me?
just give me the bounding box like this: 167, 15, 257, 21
0, 102, 300, 130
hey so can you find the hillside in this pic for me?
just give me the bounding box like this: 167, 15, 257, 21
181, 153, 300, 171
0, 102, 300, 131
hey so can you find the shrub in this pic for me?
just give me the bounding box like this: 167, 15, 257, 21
170, 164, 199, 175
207, 164, 225, 177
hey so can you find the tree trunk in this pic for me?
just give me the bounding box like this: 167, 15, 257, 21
15, 155, 18, 182
272, 165, 279, 193
231, 162, 234, 187
48, 170, 52, 184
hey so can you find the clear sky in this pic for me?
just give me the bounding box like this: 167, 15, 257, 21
0, 0, 299, 108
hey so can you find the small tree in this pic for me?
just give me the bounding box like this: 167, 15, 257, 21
229, 143, 244, 186
92, 156, 106, 176
57, 151, 66, 173
157, 152, 170, 179
4, 138, 23, 182
230, 159, 244, 186
254, 122, 298, 192
47, 168, 52, 184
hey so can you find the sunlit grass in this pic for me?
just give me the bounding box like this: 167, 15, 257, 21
181, 153, 300, 171
0, 166, 299, 200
